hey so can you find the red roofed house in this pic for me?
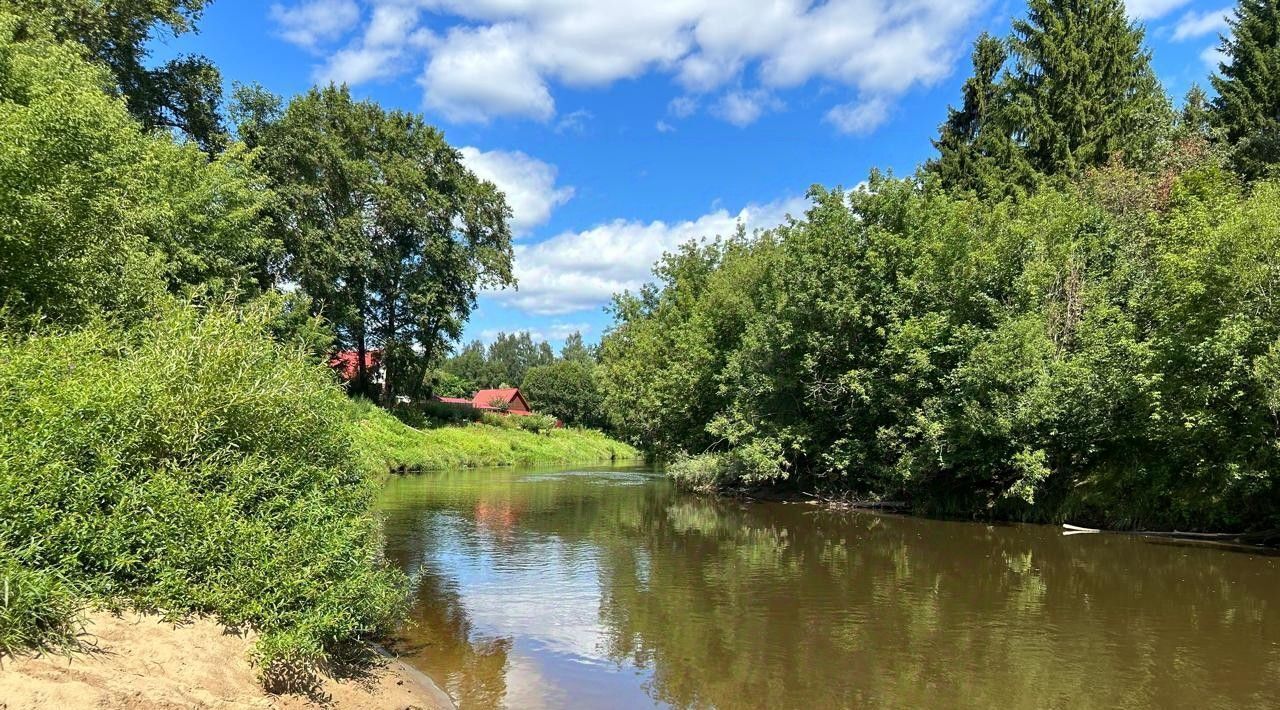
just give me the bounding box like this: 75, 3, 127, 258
435, 387, 534, 416
327, 349, 384, 385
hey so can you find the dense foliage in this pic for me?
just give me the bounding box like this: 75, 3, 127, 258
522, 359, 606, 428
3, 0, 224, 149
443, 331, 556, 391
0, 15, 271, 327
603, 152, 1280, 530
0, 303, 407, 681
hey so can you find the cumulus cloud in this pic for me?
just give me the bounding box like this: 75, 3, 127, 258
421, 25, 556, 122
459, 147, 574, 236
825, 97, 891, 135
270, 0, 360, 48
1171, 7, 1231, 41
490, 195, 811, 315
270, 0, 985, 132
1126, 0, 1191, 20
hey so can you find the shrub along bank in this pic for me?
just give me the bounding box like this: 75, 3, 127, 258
0, 303, 407, 685
347, 398, 638, 474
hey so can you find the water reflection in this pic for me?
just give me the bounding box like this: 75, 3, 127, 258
379, 466, 1280, 710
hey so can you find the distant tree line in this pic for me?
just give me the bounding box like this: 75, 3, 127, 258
599, 0, 1280, 531
438, 332, 606, 427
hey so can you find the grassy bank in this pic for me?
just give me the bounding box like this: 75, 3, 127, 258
346, 399, 639, 474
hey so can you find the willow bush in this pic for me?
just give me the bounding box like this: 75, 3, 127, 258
602, 155, 1280, 531
0, 301, 407, 682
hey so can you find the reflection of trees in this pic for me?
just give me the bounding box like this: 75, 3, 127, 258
380, 469, 1280, 710
596, 501, 1280, 710
390, 565, 513, 709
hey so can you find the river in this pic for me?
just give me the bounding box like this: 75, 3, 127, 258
378, 464, 1280, 709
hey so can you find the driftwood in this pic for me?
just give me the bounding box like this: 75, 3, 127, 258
1063, 523, 1280, 548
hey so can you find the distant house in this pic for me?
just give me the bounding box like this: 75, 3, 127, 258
327, 349, 384, 385
435, 387, 534, 416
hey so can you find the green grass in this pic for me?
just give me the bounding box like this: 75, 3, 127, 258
345, 398, 640, 473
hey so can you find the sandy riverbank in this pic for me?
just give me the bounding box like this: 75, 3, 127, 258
0, 611, 453, 709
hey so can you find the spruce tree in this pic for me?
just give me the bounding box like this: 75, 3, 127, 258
928, 33, 1035, 197
1210, 0, 1280, 179
1007, 0, 1170, 176
1181, 84, 1213, 138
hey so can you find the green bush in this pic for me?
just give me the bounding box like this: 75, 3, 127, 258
417, 399, 483, 426
515, 413, 558, 435
0, 301, 407, 682
481, 411, 519, 429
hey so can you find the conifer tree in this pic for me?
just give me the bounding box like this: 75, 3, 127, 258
928, 33, 1035, 197
1181, 84, 1214, 138
1210, 0, 1280, 179
1007, 0, 1170, 175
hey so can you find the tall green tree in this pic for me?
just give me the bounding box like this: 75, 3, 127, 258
560, 331, 594, 362
1210, 0, 1280, 178
522, 359, 604, 427
236, 85, 515, 401
485, 331, 554, 387
1007, 0, 1170, 176
3, 0, 225, 150
927, 33, 1035, 197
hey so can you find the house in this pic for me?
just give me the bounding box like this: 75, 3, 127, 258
327, 350, 384, 385
434, 387, 535, 416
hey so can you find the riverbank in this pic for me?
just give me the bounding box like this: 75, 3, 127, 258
0, 611, 453, 709
347, 399, 639, 473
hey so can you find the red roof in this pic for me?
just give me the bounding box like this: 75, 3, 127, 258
327, 350, 381, 381
434, 387, 533, 414
435, 396, 472, 405
473, 388, 523, 407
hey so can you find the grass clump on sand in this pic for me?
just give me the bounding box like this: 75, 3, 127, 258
0, 302, 407, 686
347, 398, 639, 473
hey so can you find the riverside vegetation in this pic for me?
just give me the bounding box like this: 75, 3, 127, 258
599, 0, 1280, 534
0, 3, 632, 690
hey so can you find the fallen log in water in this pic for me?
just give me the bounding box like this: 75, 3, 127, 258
1062, 523, 1280, 548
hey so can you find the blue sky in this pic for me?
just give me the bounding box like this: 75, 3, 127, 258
158, 0, 1233, 351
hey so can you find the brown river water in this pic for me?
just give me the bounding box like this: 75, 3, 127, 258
378, 464, 1280, 710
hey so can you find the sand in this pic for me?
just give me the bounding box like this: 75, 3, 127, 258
0, 612, 454, 710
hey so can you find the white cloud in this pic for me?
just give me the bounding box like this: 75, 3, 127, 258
656, 120, 676, 133
319, 45, 402, 84
459, 147, 574, 236
1201, 43, 1227, 69
554, 109, 593, 135
276, 0, 985, 131
714, 90, 782, 127
420, 25, 556, 122
270, 0, 360, 48
1172, 7, 1231, 41
825, 97, 891, 135
1126, 0, 1191, 20
490, 195, 810, 315
668, 96, 699, 118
